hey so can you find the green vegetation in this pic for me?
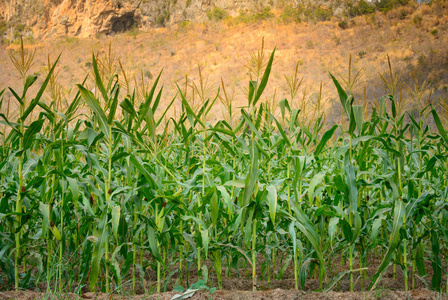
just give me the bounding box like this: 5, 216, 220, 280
235, 7, 275, 24
278, 3, 332, 23
156, 8, 171, 27
0, 18, 7, 37
279, 4, 302, 23
338, 20, 348, 29
376, 0, 410, 13
0, 40, 448, 297
413, 15, 423, 27
347, 0, 375, 17
207, 7, 229, 21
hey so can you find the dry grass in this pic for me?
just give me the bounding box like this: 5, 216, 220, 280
0, 2, 447, 125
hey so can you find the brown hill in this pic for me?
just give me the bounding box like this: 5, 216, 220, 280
0, 1, 447, 126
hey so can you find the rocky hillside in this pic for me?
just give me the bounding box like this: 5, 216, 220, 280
0, 0, 288, 39
0, 0, 412, 40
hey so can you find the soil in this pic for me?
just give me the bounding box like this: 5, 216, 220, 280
1, 254, 447, 299
0, 289, 446, 300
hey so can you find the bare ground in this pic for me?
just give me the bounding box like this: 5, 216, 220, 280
0, 289, 446, 300
1, 254, 446, 300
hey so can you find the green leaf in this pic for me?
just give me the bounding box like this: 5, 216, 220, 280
135, 70, 163, 130
77, 84, 110, 139
308, 171, 325, 205
180, 215, 206, 228
291, 206, 325, 276
129, 155, 156, 187
288, 221, 297, 259
92, 53, 108, 104
352, 105, 363, 135
107, 85, 119, 125
267, 112, 291, 146
253, 47, 276, 106
323, 268, 367, 292
242, 147, 259, 208
120, 98, 138, 119
9, 87, 23, 105
22, 54, 61, 121
416, 242, 427, 276
217, 186, 233, 215
38, 203, 50, 238
267, 185, 277, 226
21, 75, 37, 99
147, 226, 162, 263
314, 125, 338, 156
67, 177, 80, 205
369, 200, 405, 290
177, 84, 205, 128
89, 228, 108, 290
330, 73, 350, 117
110, 244, 124, 288
328, 217, 339, 248
111, 205, 120, 239
431, 231, 442, 291
201, 228, 209, 258
22, 119, 45, 151
240, 109, 268, 149
224, 180, 245, 188
344, 154, 358, 213
210, 190, 219, 228
248, 81, 257, 106
431, 108, 448, 147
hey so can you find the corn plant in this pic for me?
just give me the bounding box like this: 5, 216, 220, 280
1, 41, 448, 296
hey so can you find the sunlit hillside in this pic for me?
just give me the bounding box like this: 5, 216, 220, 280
0, 1, 447, 126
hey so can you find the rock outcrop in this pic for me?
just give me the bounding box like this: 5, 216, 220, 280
0, 0, 280, 39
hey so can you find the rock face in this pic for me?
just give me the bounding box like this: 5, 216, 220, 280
0, 0, 279, 39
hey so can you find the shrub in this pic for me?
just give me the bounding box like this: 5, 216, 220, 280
313, 5, 333, 21
127, 24, 140, 37
338, 20, 348, 29
430, 28, 439, 36
13, 23, 29, 39
207, 7, 229, 21
234, 7, 274, 24
144, 70, 153, 79
413, 15, 422, 27
63, 36, 79, 45
156, 11, 170, 27
24, 35, 35, 44
347, 0, 375, 17
357, 0, 375, 15
178, 20, 190, 30
254, 6, 274, 21
417, 54, 427, 67
375, 0, 409, 13
15, 23, 25, 32
279, 4, 302, 23
0, 19, 7, 37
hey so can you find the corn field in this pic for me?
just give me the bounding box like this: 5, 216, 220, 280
1, 40, 448, 296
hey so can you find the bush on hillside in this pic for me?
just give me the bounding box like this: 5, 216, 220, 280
338, 20, 348, 29
207, 7, 229, 21
347, 0, 375, 17
254, 6, 275, 21
375, 0, 410, 13
279, 4, 302, 23
0, 19, 7, 37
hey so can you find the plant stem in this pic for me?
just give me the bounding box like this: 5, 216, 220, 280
252, 219, 257, 292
